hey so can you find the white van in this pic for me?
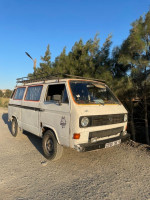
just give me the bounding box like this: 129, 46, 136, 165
8, 75, 129, 160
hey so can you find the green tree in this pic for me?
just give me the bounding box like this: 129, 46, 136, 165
39, 44, 52, 74
4, 89, 12, 98
93, 34, 114, 86
119, 12, 150, 77
53, 47, 70, 75
111, 46, 130, 78
119, 11, 150, 144
53, 34, 101, 78
67, 38, 90, 76
29, 44, 52, 79
52, 33, 113, 83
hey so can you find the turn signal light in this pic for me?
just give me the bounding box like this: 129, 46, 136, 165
73, 133, 80, 139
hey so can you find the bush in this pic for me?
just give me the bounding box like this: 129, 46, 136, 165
0, 98, 9, 107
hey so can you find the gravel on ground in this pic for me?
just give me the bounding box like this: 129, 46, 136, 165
0, 108, 150, 200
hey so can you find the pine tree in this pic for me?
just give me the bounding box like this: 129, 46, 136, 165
111, 46, 130, 78
37, 44, 52, 76
53, 47, 69, 74
118, 11, 150, 144
93, 34, 113, 85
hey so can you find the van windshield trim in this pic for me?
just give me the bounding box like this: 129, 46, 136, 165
68, 80, 120, 105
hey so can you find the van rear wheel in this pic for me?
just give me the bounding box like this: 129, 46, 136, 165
11, 118, 20, 137
42, 130, 63, 161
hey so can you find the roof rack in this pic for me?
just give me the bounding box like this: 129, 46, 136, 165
16, 73, 61, 84
16, 73, 105, 84
64, 74, 105, 83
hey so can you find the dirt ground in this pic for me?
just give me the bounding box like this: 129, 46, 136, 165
0, 108, 150, 200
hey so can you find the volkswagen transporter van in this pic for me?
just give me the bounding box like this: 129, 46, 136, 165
8, 75, 129, 160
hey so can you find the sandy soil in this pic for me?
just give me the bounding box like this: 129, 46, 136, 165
0, 108, 150, 200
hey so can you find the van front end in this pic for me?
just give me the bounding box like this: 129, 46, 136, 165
67, 79, 130, 152
71, 110, 129, 152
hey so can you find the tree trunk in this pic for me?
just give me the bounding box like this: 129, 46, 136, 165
144, 66, 150, 145
144, 89, 150, 145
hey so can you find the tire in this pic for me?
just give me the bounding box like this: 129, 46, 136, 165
11, 118, 22, 137
42, 130, 63, 161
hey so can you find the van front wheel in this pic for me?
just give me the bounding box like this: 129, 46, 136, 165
42, 130, 63, 161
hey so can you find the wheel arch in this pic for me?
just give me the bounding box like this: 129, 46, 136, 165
42, 126, 61, 144
11, 115, 17, 121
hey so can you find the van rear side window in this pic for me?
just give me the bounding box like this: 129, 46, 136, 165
25, 85, 43, 101
14, 87, 26, 100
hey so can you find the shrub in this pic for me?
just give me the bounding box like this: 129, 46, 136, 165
0, 98, 9, 107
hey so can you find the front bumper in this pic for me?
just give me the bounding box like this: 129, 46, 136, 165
74, 133, 130, 152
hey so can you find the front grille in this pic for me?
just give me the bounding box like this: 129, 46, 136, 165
79, 114, 125, 128
91, 114, 124, 126
89, 127, 123, 139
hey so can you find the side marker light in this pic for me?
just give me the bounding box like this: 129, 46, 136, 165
73, 133, 80, 139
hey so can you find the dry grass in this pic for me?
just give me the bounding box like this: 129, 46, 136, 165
0, 97, 9, 107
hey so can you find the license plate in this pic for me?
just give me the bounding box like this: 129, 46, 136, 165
105, 139, 121, 148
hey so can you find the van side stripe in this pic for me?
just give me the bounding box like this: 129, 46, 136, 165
8, 104, 44, 111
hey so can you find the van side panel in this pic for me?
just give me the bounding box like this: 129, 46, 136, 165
21, 101, 40, 136
8, 99, 22, 127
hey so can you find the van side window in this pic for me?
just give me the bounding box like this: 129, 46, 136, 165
14, 87, 26, 100
25, 85, 43, 101
46, 84, 69, 103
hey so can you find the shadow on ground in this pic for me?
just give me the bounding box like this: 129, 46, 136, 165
23, 131, 43, 156
2, 113, 11, 132
2, 113, 44, 157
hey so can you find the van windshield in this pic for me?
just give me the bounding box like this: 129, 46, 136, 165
69, 81, 120, 105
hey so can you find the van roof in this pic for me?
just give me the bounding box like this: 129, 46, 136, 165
16, 74, 105, 86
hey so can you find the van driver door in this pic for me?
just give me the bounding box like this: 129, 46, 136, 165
40, 83, 70, 147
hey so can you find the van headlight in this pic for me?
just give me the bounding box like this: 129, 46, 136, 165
80, 117, 90, 127
124, 114, 128, 122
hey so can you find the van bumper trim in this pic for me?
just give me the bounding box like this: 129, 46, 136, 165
74, 134, 130, 152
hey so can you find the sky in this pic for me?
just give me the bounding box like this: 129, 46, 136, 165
0, 0, 150, 89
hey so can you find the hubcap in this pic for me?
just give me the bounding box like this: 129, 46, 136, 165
46, 138, 54, 154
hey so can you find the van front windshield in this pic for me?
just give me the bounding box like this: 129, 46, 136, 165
69, 81, 120, 105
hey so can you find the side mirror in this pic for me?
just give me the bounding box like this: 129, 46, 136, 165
53, 95, 62, 105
